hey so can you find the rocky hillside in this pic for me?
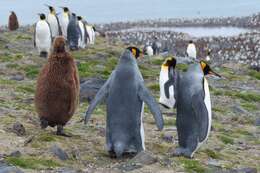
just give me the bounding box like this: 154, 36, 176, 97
0, 27, 259, 173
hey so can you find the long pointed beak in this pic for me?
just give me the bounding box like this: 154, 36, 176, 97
209, 70, 222, 78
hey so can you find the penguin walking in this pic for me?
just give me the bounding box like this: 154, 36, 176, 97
35, 36, 80, 136
67, 13, 82, 50
45, 5, 62, 39
60, 7, 70, 39
84, 49, 163, 158
8, 11, 19, 31
159, 57, 177, 109
186, 40, 197, 59
173, 61, 221, 158
85, 22, 96, 45
34, 13, 52, 57
77, 16, 89, 49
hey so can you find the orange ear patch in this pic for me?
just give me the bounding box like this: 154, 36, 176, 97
132, 48, 137, 57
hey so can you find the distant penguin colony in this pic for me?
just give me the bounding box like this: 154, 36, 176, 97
34, 13, 52, 57
35, 36, 79, 136
186, 40, 197, 59
84, 49, 163, 158
8, 11, 19, 31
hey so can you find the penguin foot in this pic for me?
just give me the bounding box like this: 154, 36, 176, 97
56, 125, 71, 137
40, 52, 48, 58
171, 147, 193, 158
40, 118, 48, 129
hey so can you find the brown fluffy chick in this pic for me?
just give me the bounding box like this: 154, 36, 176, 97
35, 36, 80, 136
8, 11, 19, 31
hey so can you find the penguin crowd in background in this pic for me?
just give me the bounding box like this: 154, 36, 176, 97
32, 4, 96, 56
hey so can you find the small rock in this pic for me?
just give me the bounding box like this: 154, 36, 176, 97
0, 161, 24, 173
10, 74, 24, 81
207, 159, 221, 167
80, 78, 106, 103
12, 122, 26, 136
9, 151, 21, 157
162, 133, 174, 143
255, 117, 260, 126
50, 145, 69, 161
130, 151, 157, 165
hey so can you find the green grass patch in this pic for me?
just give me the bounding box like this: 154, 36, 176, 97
218, 135, 234, 144
23, 65, 39, 78
6, 156, 60, 169
248, 70, 260, 80
203, 149, 222, 159
148, 83, 160, 91
16, 34, 32, 40
176, 64, 188, 72
179, 158, 207, 173
6, 63, 20, 69
37, 133, 56, 142
0, 53, 23, 62
16, 85, 35, 94
240, 102, 257, 111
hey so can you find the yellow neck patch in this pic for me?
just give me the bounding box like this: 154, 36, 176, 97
200, 61, 207, 70
132, 48, 137, 57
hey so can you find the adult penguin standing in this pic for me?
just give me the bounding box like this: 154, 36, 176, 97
35, 36, 79, 136
85, 22, 96, 45
60, 7, 70, 39
159, 57, 177, 109
84, 49, 163, 158
173, 61, 221, 158
77, 16, 89, 49
45, 5, 62, 39
67, 13, 82, 50
34, 13, 52, 57
8, 11, 19, 31
186, 40, 197, 59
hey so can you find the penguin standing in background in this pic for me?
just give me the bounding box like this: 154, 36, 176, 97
205, 49, 211, 62
34, 13, 52, 57
126, 46, 143, 59
67, 13, 82, 50
77, 16, 89, 49
152, 37, 161, 55
159, 57, 177, 109
85, 22, 96, 45
84, 49, 163, 158
35, 36, 80, 137
45, 5, 62, 39
186, 40, 197, 59
173, 61, 221, 158
8, 11, 19, 31
60, 7, 70, 39
143, 45, 153, 56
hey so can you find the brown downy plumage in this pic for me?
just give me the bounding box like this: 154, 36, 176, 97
8, 11, 19, 31
35, 36, 79, 136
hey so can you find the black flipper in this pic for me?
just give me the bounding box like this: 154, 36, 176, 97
55, 14, 62, 35
33, 23, 36, 47
164, 66, 175, 99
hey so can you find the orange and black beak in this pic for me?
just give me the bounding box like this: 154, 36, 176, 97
200, 60, 222, 78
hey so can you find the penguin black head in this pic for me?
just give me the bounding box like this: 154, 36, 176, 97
45, 4, 55, 13
60, 7, 69, 12
77, 16, 82, 21
38, 13, 46, 20
200, 61, 221, 77
126, 47, 143, 59
189, 40, 193, 44
53, 36, 66, 53
163, 57, 176, 68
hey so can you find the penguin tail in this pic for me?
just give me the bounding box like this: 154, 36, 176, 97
113, 142, 125, 158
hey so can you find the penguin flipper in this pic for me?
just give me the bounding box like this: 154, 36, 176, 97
138, 83, 163, 130
55, 14, 62, 35
191, 92, 209, 141
33, 23, 36, 47
84, 72, 112, 124
164, 79, 174, 99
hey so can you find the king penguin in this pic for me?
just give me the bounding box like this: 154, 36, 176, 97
34, 13, 52, 57
205, 49, 211, 62
186, 40, 197, 59
67, 13, 82, 50
85, 21, 96, 45
126, 46, 143, 59
159, 57, 177, 109
173, 61, 221, 158
60, 7, 70, 39
77, 16, 89, 49
84, 49, 164, 158
45, 5, 62, 39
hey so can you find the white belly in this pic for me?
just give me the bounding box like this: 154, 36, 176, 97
47, 14, 59, 37
187, 44, 197, 59
86, 25, 95, 44
78, 21, 85, 48
140, 103, 145, 150
35, 21, 51, 53
191, 78, 212, 157
60, 15, 69, 38
146, 46, 153, 56
159, 67, 175, 108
